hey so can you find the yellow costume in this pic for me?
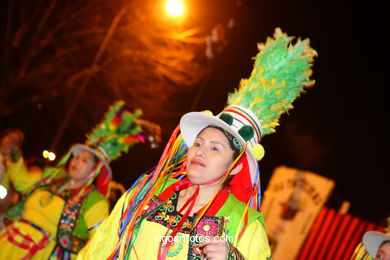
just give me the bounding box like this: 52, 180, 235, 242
78, 179, 271, 259
0, 158, 108, 259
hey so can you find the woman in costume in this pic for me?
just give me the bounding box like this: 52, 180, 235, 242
78, 28, 317, 260
363, 231, 390, 260
351, 217, 390, 260
0, 129, 25, 214
0, 101, 158, 259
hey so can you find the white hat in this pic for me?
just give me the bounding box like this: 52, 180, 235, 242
363, 231, 390, 257
71, 144, 111, 166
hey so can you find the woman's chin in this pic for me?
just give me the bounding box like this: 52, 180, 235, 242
68, 171, 77, 179
186, 174, 202, 184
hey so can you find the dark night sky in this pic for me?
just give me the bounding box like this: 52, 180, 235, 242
201, 1, 387, 223
170, 0, 387, 223
1, 0, 387, 224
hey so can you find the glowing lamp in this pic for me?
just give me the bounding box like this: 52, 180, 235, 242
42, 150, 50, 158
48, 152, 56, 161
165, 0, 184, 17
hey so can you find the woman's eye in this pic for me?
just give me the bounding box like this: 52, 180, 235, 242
194, 142, 201, 147
210, 146, 219, 151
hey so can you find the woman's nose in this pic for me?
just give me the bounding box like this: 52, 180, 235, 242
195, 147, 205, 157
72, 158, 79, 166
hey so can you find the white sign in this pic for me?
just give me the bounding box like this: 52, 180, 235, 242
261, 165, 335, 260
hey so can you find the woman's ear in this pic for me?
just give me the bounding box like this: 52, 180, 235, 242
230, 163, 243, 176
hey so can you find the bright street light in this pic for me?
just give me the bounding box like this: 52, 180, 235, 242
165, 0, 184, 17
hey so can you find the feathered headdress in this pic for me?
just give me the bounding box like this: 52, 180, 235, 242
78, 100, 146, 162
228, 27, 316, 136
59, 100, 160, 198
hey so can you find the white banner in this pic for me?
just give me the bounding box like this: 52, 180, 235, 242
261, 165, 335, 260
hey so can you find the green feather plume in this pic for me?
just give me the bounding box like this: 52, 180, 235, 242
228, 28, 317, 135
86, 100, 143, 160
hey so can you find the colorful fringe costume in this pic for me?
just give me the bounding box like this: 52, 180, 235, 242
78, 28, 317, 260
0, 101, 157, 259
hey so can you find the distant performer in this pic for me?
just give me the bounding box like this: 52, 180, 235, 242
0, 101, 159, 259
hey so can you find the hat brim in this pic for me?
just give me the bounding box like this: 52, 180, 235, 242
71, 144, 110, 166
180, 112, 259, 184
363, 231, 390, 257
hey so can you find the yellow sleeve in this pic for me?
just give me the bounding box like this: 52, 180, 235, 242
236, 219, 272, 260
5, 158, 42, 193
0, 171, 10, 189
77, 191, 129, 259
84, 199, 110, 237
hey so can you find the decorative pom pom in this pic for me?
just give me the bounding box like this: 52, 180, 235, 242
238, 125, 254, 141
202, 110, 213, 115
219, 113, 233, 126
252, 144, 265, 161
